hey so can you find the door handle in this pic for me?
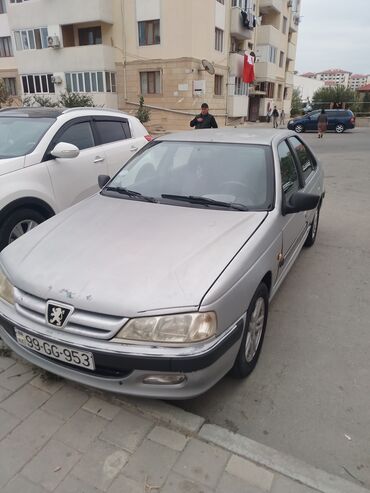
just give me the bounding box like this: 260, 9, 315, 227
93, 156, 105, 163
130, 146, 139, 152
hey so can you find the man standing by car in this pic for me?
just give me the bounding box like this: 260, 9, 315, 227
190, 103, 218, 129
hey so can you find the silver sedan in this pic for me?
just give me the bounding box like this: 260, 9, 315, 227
0, 129, 324, 399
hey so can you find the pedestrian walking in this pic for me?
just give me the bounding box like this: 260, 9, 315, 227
317, 109, 328, 138
190, 103, 218, 129
279, 109, 285, 126
266, 107, 273, 123
272, 106, 279, 129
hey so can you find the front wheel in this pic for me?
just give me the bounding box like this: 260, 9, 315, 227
335, 123, 345, 133
231, 283, 269, 379
0, 209, 46, 251
294, 124, 304, 133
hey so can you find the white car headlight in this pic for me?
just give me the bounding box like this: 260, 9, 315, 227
0, 270, 15, 305
114, 312, 217, 344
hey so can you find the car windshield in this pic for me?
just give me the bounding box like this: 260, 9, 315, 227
104, 141, 274, 211
0, 117, 55, 159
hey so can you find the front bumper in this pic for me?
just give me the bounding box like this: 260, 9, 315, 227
0, 312, 244, 399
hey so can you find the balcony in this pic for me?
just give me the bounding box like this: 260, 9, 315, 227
259, 0, 283, 14
254, 61, 278, 81
230, 7, 254, 40
289, 15, 300, 32
14, 45, 116, 74
256, 25, 281, 46
287, 42, 296, 61
8, 0, 113, 29
229, 53, 244, 77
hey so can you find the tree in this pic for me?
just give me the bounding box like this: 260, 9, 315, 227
0, 78, 12, 108
59, 91, 94, 108
312, 85, 356, 110
23, 95, 59, 108
136, 96, 150, 123
290, 88, 302, 116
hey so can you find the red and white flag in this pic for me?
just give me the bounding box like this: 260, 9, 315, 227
243, 54, 255, 84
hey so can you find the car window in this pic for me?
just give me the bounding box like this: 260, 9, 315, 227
0, 117, 55, 159
56, 122, 95, 151
95, 120, 128, 144
107, 141, 274, 211
278, 140, 300, 200
288, 137, 316, 181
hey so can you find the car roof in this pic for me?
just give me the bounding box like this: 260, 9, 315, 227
159, 128, 296, 146
0, 106, 136, 120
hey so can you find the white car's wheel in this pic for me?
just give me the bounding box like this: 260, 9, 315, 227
0, 209, 45, 250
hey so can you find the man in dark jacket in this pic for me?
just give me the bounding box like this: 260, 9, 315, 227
190, 103, 218, 129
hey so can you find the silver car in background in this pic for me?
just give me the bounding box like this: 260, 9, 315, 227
0, 129, 324, 399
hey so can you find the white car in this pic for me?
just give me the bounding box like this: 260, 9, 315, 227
0, 107, 151, 250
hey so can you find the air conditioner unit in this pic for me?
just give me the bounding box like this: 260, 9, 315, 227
51, 75, 62, 85
47, 36, 60, 49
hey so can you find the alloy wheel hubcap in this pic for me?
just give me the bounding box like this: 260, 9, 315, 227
245, 297, 265, 363
9, 220, 38, 244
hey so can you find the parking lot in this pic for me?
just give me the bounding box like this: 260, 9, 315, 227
177, 128, 370, 488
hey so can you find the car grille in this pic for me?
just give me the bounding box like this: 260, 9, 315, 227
14, 288, 127, 340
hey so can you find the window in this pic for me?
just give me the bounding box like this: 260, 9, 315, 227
216, 0, 224, 3
215, 28, 224, 52
278, 141, 299, 199
95, 120, 128, 145
234, 77, 248, 95
282, 16, 287, 34
214, 75, 223, 96
0, 37, 13, 57
289, 137, 316, 181
279, 51, 284, 68
268, 45, 277, 63
14, 27, 48, 50
78, 26, 102, 46
277, 84, 282, 99
57, 122, 95, 151
3, 78, 17, 95
283, 87, 289, 100
9, 0, 31, 3
65, 71, 116, 93
21, 73, 55, 94
138, 20, 160, 46
260, 81, 275, 98
0, 0, 6, 14
140, 71, 161, 95
232, 0, 249, 8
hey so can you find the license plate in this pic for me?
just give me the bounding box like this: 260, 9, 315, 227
15, 329, 95, 370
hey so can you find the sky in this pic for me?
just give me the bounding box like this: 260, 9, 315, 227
295, 0, 370, 75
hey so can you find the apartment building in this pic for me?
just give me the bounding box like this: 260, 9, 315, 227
349, 74, 370, 90
315, 68, 352, 87
0, 0, 301, 128
0, 0, 19, 98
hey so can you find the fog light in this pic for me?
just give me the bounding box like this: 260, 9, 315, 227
142, 374, 187, 385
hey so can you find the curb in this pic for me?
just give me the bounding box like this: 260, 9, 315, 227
113, 394, 369, 493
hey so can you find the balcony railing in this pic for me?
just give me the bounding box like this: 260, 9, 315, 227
259, 0, 283, 14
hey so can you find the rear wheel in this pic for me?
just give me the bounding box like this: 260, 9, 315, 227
231, 283, 269, 379
0, 209, 46, 251
294, 124, 304, 133
335, 123, 345, 133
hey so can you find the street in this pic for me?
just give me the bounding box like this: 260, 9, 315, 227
177, 128, 370, 489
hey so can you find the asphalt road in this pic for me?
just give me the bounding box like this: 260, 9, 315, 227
176, 128, 370, 489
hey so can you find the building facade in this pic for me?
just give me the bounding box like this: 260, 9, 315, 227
293, 74, 324, 103
349, 74, 370, 90
0, 0, 302, 128
314, 68, 352, 87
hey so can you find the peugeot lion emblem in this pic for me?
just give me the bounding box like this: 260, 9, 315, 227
46, 301, 73, 328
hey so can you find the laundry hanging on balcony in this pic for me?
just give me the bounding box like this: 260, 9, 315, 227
241, 11, 256, 29
243, 54, 255, 84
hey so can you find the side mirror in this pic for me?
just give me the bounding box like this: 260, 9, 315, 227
51, 142, 80, 159
98, 174, 111, 188
284, 191, 320, 215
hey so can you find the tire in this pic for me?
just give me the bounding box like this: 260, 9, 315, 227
335, 123, 345, 134
294, 124, 304, 133
304, 207, 320, 247
0, 208, 46, 251
231, 283, 269, 379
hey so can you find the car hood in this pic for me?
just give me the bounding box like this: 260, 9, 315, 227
0, 156, 25, 176
1, 195, 267, 317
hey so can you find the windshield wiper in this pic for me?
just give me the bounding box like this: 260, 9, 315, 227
161, 194, 248, 211
105, 186, 157, 203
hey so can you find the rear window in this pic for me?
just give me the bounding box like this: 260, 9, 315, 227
95, 120, 130, 145
0, 117, 55, 159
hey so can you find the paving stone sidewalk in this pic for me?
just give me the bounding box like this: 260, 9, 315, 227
0, 351, 368, 493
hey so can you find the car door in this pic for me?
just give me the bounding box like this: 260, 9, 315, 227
45, 118, 108, 210
305, 112, 319, 131
92, 117, 138, 178
277, 140, 307, 274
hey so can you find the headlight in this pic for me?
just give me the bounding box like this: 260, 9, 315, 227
288, 120, 294, 125
114, 312, 217, 344
0, 270, 15, 305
